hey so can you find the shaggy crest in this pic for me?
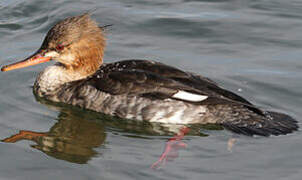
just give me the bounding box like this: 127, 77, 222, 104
42, 13, 106, 76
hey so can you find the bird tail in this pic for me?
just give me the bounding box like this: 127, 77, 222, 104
221, 111, 299, 136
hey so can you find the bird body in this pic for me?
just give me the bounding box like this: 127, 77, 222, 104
1, 14, 298, 136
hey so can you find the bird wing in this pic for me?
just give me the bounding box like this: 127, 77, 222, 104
84, 60, 252, 104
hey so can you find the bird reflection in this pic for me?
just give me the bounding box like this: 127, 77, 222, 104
2, 100, 107, 164
2, 96, 219, 167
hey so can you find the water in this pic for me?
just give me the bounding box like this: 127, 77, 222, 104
0, 0, 302, 179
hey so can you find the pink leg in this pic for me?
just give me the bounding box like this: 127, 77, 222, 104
151, 126, 190, 169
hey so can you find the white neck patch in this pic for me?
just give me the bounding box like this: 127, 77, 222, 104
36, 64, 86, 93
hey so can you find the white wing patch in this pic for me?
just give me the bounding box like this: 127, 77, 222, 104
172, 90, 208, 102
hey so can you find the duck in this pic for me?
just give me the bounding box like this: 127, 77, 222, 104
1, 13, 298, 137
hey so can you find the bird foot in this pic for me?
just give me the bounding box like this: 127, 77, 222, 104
151, 126, 190, 169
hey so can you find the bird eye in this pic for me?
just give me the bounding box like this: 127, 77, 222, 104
56, 44, 64, 51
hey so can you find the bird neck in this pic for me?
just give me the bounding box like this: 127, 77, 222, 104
33, 63, 91, 97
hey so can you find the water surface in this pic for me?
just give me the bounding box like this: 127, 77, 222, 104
0, 0, 301, 179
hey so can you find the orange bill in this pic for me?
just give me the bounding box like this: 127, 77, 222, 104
1, 52, 51, 72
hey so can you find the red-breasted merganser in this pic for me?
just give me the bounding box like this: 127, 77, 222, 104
1, 14, 298, 136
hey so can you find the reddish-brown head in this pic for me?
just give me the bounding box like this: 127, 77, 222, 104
1, 13, 106, 76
